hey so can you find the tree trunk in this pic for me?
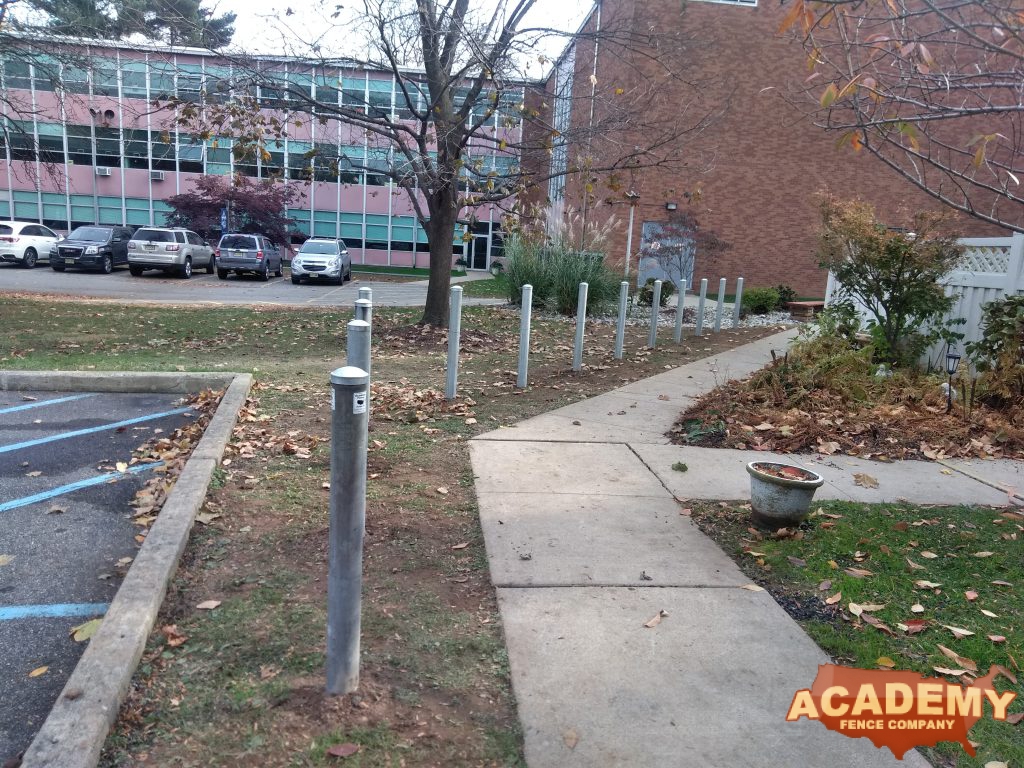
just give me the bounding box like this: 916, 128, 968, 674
420, 200, 458, 327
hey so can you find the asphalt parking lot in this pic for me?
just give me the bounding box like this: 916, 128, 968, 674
0, 262, 502, 308
0, 390, 196, 762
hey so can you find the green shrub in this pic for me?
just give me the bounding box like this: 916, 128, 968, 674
774, 284, 797, 308
504, 235, 553, 308
743, 287, 781, 315
503, 234, 619, 315
967, 294, 1024, 408
637, 278, 676, 307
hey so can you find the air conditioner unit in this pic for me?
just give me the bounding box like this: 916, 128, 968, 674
95, 166, 112, 177
150, 170, 165, 182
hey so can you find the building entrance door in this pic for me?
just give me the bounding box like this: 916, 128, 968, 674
470, 234, 489, 270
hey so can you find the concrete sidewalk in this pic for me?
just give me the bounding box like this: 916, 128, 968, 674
470, 329, 1018, 767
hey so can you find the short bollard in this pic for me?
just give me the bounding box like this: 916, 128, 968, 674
326, 365, 369, 696
573, 282, 588, 371
732, 277, 745, 328
647, 279, 662, 349
714, 277, 726, 332
355, 298, 372, 326
517, 284, 533, 388
346, 320, 370, 378
674, 278, 687, 344
358, 287, 372, 303
614, 281, 628, 360
695, 278, 708, 336
445, 286, 463, 400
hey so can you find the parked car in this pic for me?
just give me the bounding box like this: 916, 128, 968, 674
50, 225, 134, 273
127, 227, 215, 278
290, 238, 351, 285
215, 233, 283, 281
0, 221, 60, 268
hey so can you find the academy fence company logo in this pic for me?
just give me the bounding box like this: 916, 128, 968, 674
786, 664, 1018, 759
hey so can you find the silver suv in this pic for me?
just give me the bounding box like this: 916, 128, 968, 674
128, 228, 215, 279
216, 233, 282, 281
290, 238, 351, 285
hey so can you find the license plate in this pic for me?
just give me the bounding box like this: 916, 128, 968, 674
144, 244, 155, 250
234, 250, 243, 256
65, 258, 74, 265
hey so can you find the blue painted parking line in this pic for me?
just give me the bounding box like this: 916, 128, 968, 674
0, 407, 191, 455
0, 603, 108, 621
0, 393, 96, 416
0, 461, 164, 513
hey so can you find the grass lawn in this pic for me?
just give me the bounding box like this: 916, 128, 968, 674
349, 264, 461, 277
459, 275, 508, 299
692, 499, 1023, 768
0, 296, 785, 767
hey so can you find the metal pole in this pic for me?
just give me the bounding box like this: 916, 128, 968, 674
614, 281, 628, 360
714, 278, 727, 332
647, 279, 662, 349
445, 286, 463, 399
573, 282, 588, 371
624, 204, 635, 279
695, 278, 708, 336
732, 277, 744, 328
354, 298, 372, 327
517, 284, 532, 388
674, 278, 687, 344
358, 287, 372, 303
326, 365, 369, 696
346, 320, 370, 378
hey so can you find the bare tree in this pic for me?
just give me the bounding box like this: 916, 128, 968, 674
783, 0, 1024, 233
168, 0, 718, 326
637, 208, 728, 291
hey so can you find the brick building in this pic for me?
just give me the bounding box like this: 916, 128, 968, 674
531, 0, 1007, 298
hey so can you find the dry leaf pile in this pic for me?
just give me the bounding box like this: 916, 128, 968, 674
372, 380, 476, 425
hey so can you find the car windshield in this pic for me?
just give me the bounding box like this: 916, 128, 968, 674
299, 241, 338, 255
134, 229, 176, 243
220, 235, 258, 249
68, 227, 111, 242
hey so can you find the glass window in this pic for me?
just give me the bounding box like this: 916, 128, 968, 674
342, 75, 366, 112
367, 78, 392, 117
121, 60, 147, 98
205, 66, 232, 103
93, 59, 119, 97
298, 240, 339, 255
149, 61, 175, 100
63, 63, 89, 94
151, 131, 176, 172
177, 64, 203, 102
134, 228, 176, 242
220, 234, 258, 249
178, 138, 204, 173
3, 57, 31, 90
95, 126, 120, 167
69, 226, 114, 241
395, 79, 427, 120
315, 71, 339, 107
32, 56, 60, 92
124, 128, 148, 169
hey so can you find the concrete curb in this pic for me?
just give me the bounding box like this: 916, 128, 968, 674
17, 372, 253, 768
0, 370, 238, 393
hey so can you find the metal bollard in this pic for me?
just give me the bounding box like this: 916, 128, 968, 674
445, 286, 463, 399
358, 287, 372, 303
354, 298, 372, 326
573, 282, 588, 371
674, 278, 687, 344
517, 284, 532, 388
695, 278, 708, 336
647, 279, 662, 349
714, 277, 726, 332
732, 277, 744, 328
614, 281, 628, 360
326, 365, 369, 695
346, 319, 370, 378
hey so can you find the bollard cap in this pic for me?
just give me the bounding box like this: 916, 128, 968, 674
355, 298, 371, 307
451, 285, 463, 294
330, 366, 369, 386
347, 319, 370, 329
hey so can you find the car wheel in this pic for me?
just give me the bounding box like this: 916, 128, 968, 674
258, 263, 270, 282
23, 248, 37, 269
129, 264, 143, 276
345, 267, 352, 282
180, 257, 192, 279
274, 261, 283, 278
207, 255, 216, 274
101, 254, 113, 274
291, 275, 302, 285
217, 268, 229, 280
52, 263, 65, 272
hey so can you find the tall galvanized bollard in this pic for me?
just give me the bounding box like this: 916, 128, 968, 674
647, 279, 662, 348
517, 285, 533, 388
713, 278, 727, 332
355, 298, 372, 326
358, 286, 372, 303
573, 282, 588, 371
732, 277, 745, 328
614, 281, 628, 360
346, 319, 370, 377
445, 286, 463, 400
326, 365, 369, 695
674, 278, 687, 344
695, 278, 708, 336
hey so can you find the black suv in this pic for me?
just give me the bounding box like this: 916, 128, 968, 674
51, 226, 134, 273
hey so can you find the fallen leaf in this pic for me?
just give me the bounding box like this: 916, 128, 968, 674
195, 512, 221, 525
436, 486, 449, 495
911, 604, 925, 613
29, 666, 49, 677
920, 551, 939, 559
981, 609, 999, 618
0, 555, 12, 567
844, 567, 874, 578
327, 743, 361, 758
26, 470, 42, 477
876, 656, 896, 668
115, 462, 128, 473
643, 609, 669, 628
818, 579, 832, 592
465, 417, 477, 425
740, 584, 765, 592
974, 551, 995, 558
451, 542, 469, 550
196, 600, 221, 610
70, 618, 101, 642
1007, 713, 1024, 725
826, 592, 842, 605
828, 559, 839, 569
984, 763, 1009, 768
47, 504, 66, 514
562, 729, 579, 749
933, 666, 969, 677
746, 550, 767, 557
161, 624, 188, 647
903, 619, 928, 635
988, 635, 1007, 643
944, 625, 975, 639
991, 580, 1013, 587
937, 644, 977, 671
849, 602, 864, 617
853, 473, 879, 489
786, 556, 807, 568
965, 590, 978, 602
914, 580, 942, 589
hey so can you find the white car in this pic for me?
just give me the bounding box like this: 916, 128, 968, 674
290, 238, 352, 285
0, 221, 61, 269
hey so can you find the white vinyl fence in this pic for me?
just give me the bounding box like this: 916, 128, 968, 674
824, 233, 1024, 368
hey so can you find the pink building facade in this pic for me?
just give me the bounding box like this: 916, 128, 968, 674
0, 40, 522, 269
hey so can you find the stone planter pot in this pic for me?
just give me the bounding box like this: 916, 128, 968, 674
746, 461, 824, 529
